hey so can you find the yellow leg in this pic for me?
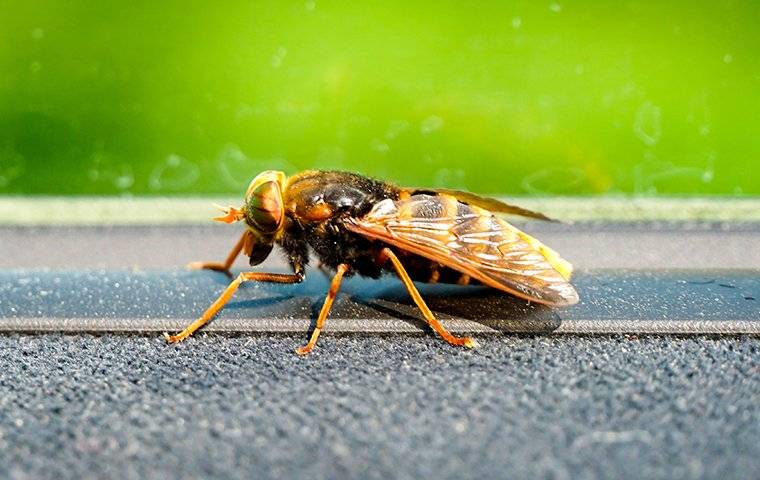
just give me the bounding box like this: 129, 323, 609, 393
295, 264, 349, 355
379, 248, 476, 348
187, 231, 247, 277
165, 270, 303, 343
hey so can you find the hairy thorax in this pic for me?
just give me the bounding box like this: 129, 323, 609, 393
278, 170, 400, 277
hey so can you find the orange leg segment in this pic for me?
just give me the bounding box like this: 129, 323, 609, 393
295, 263, 350, 356
186, 231, 247, 277
164, 270, 303, 343
379, 248, 476, 349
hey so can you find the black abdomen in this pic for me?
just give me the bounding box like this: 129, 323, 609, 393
391, 251, 482, 287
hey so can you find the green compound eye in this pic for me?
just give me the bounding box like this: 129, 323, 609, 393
245, 181, 283, 233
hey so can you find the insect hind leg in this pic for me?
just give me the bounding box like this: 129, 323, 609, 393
378, 247, 476, 349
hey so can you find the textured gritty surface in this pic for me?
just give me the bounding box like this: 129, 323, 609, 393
0, 334, 758, 480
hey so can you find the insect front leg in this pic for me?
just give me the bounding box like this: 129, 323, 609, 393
186, 231, 248, 278
164, 267, 304, 344
378, 247, 476, 349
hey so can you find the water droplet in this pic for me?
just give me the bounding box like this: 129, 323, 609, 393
0, 143, 25, 187
723, 53, 733, 64
538, 95, 553, 109
271, 47, 287, 68
384, 120, 409, 140
433, 168, 466, 188
421, 115, 444, 135
371, 139, 390, 153
469, 35, 486, 52
521, 168, 586, 194
574, 64, 584, 75
31, 28, 44, 40
113, 171, 133, 190
702, 152, 715, 183
89, 148, 134, 191
512, 17, 522, 29
305, 0, 316, 11
549, 3, 562, 13
235, 103, 255, 121
633, 101, 662, 146
221, 149, 299, 189
217, 144, 251, 189
149, 154, 199, 191
29, 61, 42, 73
699, 124, 710, 136
633, 153, 714, 194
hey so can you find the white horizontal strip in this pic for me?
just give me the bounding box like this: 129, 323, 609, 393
1, 317, 758, 335
1, 196, 760, 225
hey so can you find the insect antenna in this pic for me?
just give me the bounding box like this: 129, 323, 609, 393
212, 203, 245, 223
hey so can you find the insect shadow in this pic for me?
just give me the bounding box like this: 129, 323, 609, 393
193, 273, 562, 334
345, 279, 562, 334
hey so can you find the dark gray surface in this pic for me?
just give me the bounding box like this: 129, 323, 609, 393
2, 222, 760, 270
0, 334, 757, 480
0, 270, 758, 334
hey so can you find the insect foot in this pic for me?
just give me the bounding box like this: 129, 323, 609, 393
463, 337, 478, 349
163, 332, 186, 344
186, 261, 233, 278
294, 345, 313, 356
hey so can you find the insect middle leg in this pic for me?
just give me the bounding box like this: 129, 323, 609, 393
295, 263, 349, 356
186, 231, 248, 277
164, 269, 303, 344
378, 247, 476, 348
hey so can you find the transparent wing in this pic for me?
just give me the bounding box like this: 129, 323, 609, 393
344, 194, 579, 306
402, 188, 556, 221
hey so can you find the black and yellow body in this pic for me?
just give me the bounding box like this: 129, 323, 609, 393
277, 170, 400, 279
167, 170, 579, 355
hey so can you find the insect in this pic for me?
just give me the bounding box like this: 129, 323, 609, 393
165, 170, 579, 354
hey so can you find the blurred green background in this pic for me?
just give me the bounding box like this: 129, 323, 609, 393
1, 1, 758, 196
